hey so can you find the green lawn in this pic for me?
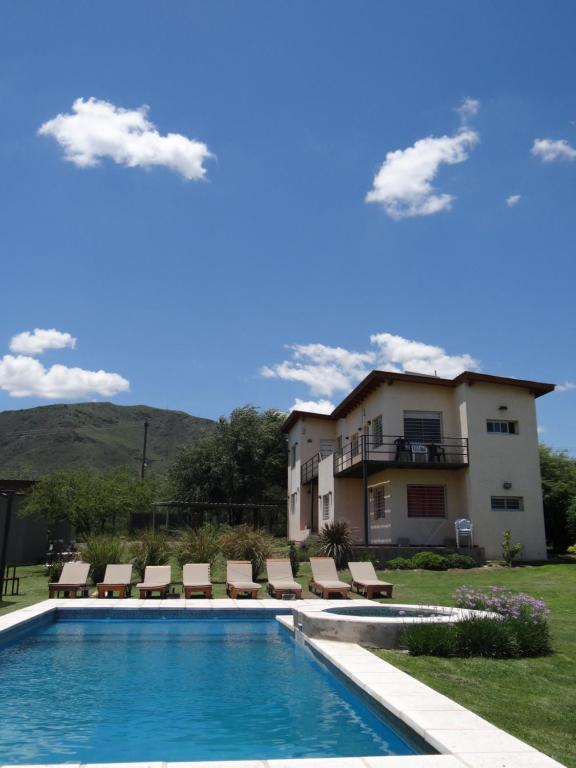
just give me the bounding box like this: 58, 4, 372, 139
1, 559, 574, 766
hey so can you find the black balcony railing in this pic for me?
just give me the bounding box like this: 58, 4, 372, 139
301, 453, 320, 484
333, 435, 468, 475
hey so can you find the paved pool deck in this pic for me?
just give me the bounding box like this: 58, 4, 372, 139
0, 599, 566, 768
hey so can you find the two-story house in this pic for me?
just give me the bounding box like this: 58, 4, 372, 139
284, 370, 554, 561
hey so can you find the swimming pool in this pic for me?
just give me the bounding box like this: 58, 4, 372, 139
0, 609, 431, 764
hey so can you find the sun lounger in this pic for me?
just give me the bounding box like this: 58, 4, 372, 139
309, 557, 350, 599
226, 560, 261, 599
136, 565, 171, 599
97, 564, 133, 598
266, 558, 302, 599
348, 561, 393, 598
183, 563, 213, 598
48, 562, 90, 598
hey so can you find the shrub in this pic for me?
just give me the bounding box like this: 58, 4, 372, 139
219, 525, 273, 579
289, 541, 300, 577
509, 617, 551, 656
130, 530, 171, 581
317, 521, 353, 569
81, 535, 124, 584
446, 553, 477, 569
402, 622, 456, 656
454, 616, 519, 658
567, 544, 576, 555
46, 559, 64, 583
502, 529, 522, 566
175, 524, 221, 568
386, 557, 414, 570
412, 551, 449, 571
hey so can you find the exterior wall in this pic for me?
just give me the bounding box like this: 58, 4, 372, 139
286, 416, 337, 541
373, 469, 467, 546
456, 382, 547, 560
333, 478, 364, 542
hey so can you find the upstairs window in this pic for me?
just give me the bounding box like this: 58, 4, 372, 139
491, 496, 524, 511
372, 415, 383, 446
404, 411, 442, 443
351, 432, 359, 457
487, 420, 518, 434
407, 485, 446, 517
290, 444, 296, 468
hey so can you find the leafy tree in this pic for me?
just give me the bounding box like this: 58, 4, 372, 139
540, 445, 576, 552
21, 468, 157, 537
170, 406, 287, 504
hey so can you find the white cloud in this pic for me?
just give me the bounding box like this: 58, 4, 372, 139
10, 328, 76, 355
531, 138, 576, 162
262, 333, 480, 401
38, 97, 213, 180
506, 194, 522, 207
556, 381, 576, 392
537, 426, 547, 434
0, 355, 130, 399
291, 398, 335, 415
366, 129, 479, 219
456, 98, 480, 125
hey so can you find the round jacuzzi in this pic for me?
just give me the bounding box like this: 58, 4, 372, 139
293, 603, 486, 648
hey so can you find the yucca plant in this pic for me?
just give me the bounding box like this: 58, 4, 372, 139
317, 521, 353, 569
81, 534, 125, 584
130, 530, 171, 581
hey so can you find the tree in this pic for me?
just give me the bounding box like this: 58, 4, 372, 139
540, 445, 576, 552
21, 468, 157, 537
170, 406, 287, 504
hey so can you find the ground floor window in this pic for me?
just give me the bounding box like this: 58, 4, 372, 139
371, 486, 387, 519
290, 492, 297, 515
491, 496, 524, 511
322, 493, 331, 521
407, 485, 446, 517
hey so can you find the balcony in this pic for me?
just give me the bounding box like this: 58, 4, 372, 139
301, 453, 320, 484
333, 435, 468, 478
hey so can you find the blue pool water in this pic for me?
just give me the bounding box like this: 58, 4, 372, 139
0, 611, 429, 763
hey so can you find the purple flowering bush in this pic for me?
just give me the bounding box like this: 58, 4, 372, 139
453, 586, 549, 622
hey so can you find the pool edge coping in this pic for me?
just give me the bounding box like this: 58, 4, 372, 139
0, 600, 566, 768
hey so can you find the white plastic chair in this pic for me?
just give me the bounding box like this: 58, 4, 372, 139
455, 518, 473, 548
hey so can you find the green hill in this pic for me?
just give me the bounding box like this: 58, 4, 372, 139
0, 402, 215, 478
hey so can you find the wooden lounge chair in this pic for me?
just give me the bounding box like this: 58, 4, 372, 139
97, 564, 133, 598
309, 557, 350, 599
183, 563, 213, 599
226, 560, 261, 599
348, 561, 393, 599
48, 562, 90, 598
266, 558, 302, 599
136, 565, 171, 599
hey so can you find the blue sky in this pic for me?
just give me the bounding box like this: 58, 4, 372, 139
0, 1, 574, 451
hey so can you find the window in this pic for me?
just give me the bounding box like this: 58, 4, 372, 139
320, 439, 335, 459
491, 496, 524, 511
322, 493, 331, 521
290, 444, 296, 468
336, 435, 343, 454
372, 415, 383, 446
487, 420, 518, 434
372, 486, 386, 519
290, 493, 297, 515
407, 485, 446, 517
351, 432, 359, 457
404, 412, 442, 443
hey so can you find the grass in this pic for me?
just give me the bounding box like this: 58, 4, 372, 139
1, 556, 574, 766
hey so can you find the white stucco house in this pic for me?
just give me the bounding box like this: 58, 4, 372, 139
284, 370, 554, 561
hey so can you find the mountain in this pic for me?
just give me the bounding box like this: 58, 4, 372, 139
0, 402, 215, 478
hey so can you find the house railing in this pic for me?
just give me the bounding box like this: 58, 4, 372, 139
301, 453, 320, 484
333, 435, 469, 474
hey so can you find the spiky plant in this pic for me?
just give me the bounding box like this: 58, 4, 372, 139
317, 521, 353, 569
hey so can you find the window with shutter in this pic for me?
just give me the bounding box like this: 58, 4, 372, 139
372, 415, 383, 446
407, 485, 446, 517
373, 486, 386, 519
404, 412, 442, 442
322, 494, 331, 520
